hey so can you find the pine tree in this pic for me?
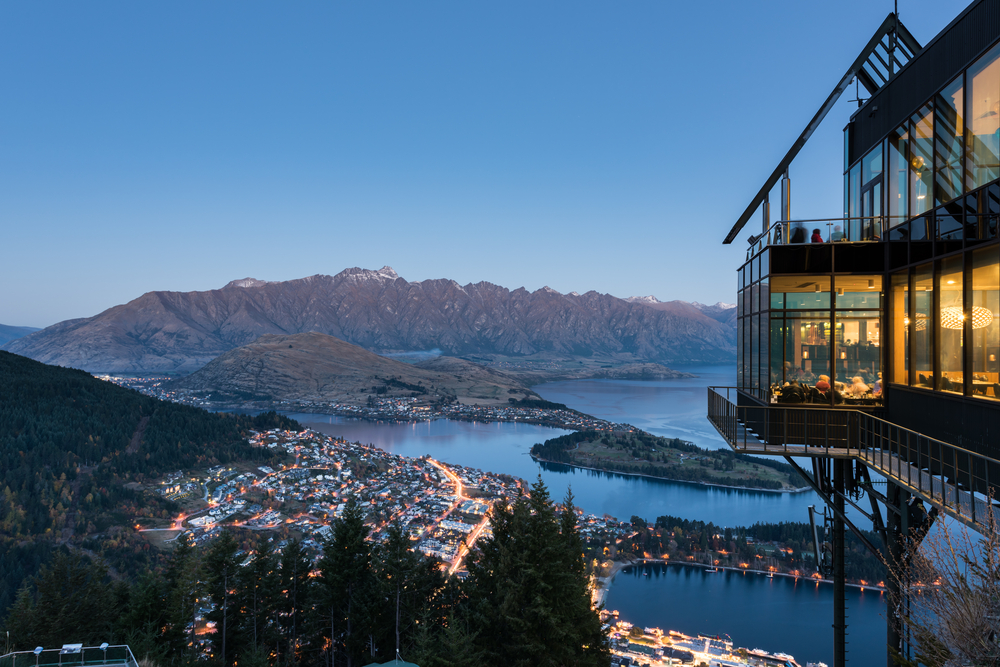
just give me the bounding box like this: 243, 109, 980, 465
5, 550, 118, 650
277, 539, 312, 667
372, 522, 446, 661
239, 538, 280, 659
204, 531, 241, 667
315, 497, 373, 667
463, 478, 609, 667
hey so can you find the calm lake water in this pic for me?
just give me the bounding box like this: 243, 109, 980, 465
282, 363, 886, 665
607, 563, 886, 666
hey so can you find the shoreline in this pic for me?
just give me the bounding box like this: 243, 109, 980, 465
595, 558, 885, 606
532, 455, 811, 495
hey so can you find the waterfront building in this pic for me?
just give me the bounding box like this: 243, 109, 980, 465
709, 2, 1000, 666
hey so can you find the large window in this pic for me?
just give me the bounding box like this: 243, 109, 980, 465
913, 263, 934, 387
935, 76, 964, 206
971, 247, 1000, 399
889, 126, 909, 227
891, 272, 909, 385
937, 255, 964, 393
967, 43, 1000, 191
911, 105, 935, 217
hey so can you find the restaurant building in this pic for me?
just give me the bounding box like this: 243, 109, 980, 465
709, 2, 1000, 666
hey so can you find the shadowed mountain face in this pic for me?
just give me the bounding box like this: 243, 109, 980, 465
168, 331, 538, 405
0, 324, 40, 346
4, 267, 736, 373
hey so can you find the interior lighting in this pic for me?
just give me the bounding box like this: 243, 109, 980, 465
814, 284, 821, 292
837, 288, 844, 296
868, 279, 875, 289
941, 306, 994, 329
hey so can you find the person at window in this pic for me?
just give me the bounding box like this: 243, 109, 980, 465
790, 222, 807, 244
846, 376, 870, 396
779, 380, 807, 404
811, 228, 824, 243
830, 225, 844, 241
812, 379, 832, 403
873, 372, 883, 397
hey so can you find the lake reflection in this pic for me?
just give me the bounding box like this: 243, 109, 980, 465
606, 562, 886, 666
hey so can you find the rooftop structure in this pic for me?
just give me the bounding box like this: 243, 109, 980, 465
708, 2, 1000, 666
0, 645, 138, 667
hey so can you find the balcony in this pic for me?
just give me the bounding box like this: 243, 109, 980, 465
708, 386, 1000, 535
746, 216, 886, 258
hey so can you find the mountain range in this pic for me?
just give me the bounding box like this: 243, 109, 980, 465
3, 267, 736, 373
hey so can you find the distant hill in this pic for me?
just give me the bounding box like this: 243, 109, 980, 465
0, 350, 296, 616
167, 331, 539, 406
626, 295, 737, 326
0, 324, 39, 346
3, 267, 736, 373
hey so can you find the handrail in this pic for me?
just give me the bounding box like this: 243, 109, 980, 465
707, 386, 1000, 535
0, 646, 138, 667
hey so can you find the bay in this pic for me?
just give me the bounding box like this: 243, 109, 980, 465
287, 412, 823, 527
607, 563, 886, 666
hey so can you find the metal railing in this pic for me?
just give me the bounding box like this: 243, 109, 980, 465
0, 646, 138, 667
708, 386, 1000, 534
746, 216, 893, 257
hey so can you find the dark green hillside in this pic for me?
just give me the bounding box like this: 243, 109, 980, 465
0, 351, 298, 615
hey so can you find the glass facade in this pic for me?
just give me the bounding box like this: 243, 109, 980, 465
890, 272, 909, 384
967, 43, 1000, 191
743, 273, 882, 405
934, 76, 964, 207
911, 104, 935, 217
971, 246, 1000, 398
737, 36, 1000, 409
937, 255, 964, 392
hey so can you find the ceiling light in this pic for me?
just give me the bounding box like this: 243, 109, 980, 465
947, 280, 955, 285
941, 306, 995, 330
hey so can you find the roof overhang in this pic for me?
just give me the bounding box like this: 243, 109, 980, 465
722, 13, 921, 245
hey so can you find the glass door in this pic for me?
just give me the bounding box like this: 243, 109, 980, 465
861, 178, 883, 240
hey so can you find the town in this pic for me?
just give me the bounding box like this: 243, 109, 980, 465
97, 375, 637, 433
142, 426, 628, 577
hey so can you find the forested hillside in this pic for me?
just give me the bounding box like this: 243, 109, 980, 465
3, 483, 608, 667
0, 351, 296, 615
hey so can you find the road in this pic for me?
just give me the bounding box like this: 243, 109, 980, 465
426, 458, 492, 574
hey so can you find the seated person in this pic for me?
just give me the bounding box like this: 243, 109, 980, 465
872, 372, 883, 397
812, 379, 833, 403
779, 380, 807, 404
846, 376, 870, 397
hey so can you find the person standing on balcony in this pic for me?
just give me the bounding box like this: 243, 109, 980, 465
811, 228, 824, 243
790, 222, 806, 243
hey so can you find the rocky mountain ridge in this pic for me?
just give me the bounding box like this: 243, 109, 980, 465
4, 267, 736, 373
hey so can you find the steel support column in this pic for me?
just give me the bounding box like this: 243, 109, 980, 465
833, 459, 848, 667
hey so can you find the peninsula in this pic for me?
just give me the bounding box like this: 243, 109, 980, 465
530, 430, 806, 492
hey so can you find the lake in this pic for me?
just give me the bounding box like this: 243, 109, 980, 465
282, 363, 886, 665
606, 562, 886, 666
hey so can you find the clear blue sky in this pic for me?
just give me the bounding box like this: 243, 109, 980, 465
1, 0, 967, 327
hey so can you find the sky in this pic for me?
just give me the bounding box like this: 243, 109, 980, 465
0, 0, 970, 327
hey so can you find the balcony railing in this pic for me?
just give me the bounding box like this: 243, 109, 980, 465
708, 386, 1000, 535
0, 646, 138, 667
746, 216, 889, 257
